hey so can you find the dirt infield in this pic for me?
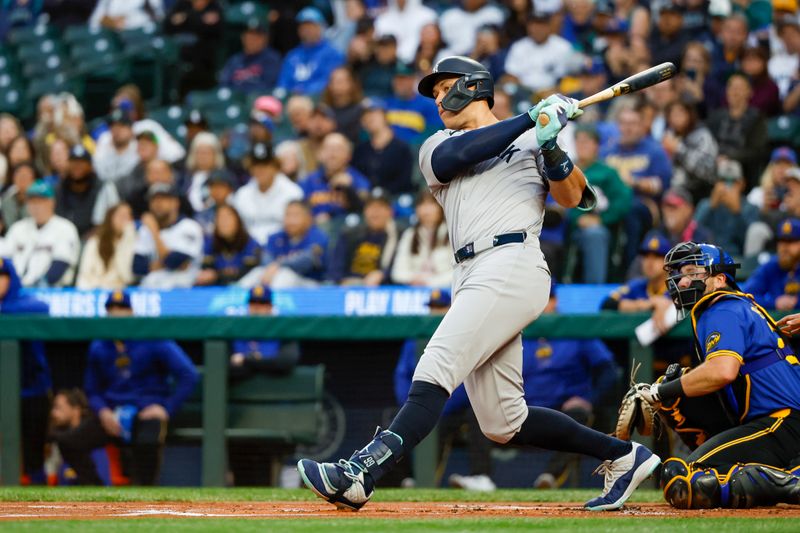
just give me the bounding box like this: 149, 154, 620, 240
2, 501, 800, 520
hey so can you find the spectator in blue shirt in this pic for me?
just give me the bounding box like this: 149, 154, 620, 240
602, 103, 673, 264
255, 200, 329, 289
301, 132, 371, 224
275, 7, 345, 97
0, 256, 51, 485
394, 290, 496, 492
54, 291, 198, 485
384, 61, 442, 144
196, 203, 260, 286
744, 218, 800, 311
219, 18, 282, 94
526, 282, 618, 489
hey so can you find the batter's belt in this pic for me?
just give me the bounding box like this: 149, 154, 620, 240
454, 231, 527, 264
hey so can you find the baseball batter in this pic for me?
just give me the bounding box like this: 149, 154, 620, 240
298, 56, 659, 511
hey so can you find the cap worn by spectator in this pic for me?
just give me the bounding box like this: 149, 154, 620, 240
394, 61, 416, 77
69, 144, 92, 162
253, 95, 283, 118
662, 188, 693, 208
147, 182, 180, 200
428, 289, 451, 309
575, 124, 600, 142
207, 169, 237, 189
639, 233, 672, 256
376, 34, 397, 46
361, 98, 386, 113
136, 130, 158, 145
296, 6, 326, 26
581, 57, 606, 77
250, 110, 275, 132
366, 188, 392, 207
771, 146, 798, 165
659, 1, 684, 14
248, 284, 272, 304
250, 142, 275, 164
244, 17, 268, 33
777, 218, 800, 241
185, 109, 208, 127
105, 290, 132, 310
528, 9, 552, 23
108, 107, 133, 126
27, 180, 55, 199
708, 0, 732, 18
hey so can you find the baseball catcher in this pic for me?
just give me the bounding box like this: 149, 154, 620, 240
618, 241, 800, 509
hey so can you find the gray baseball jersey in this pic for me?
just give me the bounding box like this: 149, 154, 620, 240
414, 126, 553, 443
419, 128, 548, 251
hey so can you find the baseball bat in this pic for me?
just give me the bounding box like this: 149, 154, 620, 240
537, 62, 677, 126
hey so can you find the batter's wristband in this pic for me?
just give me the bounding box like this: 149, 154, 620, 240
656, 377, 685, 403
541, 143, 574, 182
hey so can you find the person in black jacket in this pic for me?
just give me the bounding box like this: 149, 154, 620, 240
164, 0, 224, 99
326, 192, 399, 286
42, 0, 96, 29
55, 145, 119, 240
352, 98, 415, 195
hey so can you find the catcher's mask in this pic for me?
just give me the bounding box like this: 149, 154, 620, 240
663, 242, 741, 319
418, 56, 494, 112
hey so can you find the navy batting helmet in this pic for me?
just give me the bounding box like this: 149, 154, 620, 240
663, 242, 741, 317
418, 56, 494, 112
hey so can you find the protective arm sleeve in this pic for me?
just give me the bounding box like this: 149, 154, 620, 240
430, 113, 535, 184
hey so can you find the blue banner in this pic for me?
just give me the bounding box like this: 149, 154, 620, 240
22, 284, 618, 317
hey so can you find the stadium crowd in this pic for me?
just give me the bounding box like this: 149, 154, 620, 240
2, 0, 800, 488
0, 0, 799, 293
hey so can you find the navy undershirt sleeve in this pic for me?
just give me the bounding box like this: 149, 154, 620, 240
430, 113, 535, 184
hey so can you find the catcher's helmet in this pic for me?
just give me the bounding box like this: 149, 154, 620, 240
663, 242, 741, 317
418, 56, 494, 112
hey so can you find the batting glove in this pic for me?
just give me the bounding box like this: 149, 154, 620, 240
535, 103, 570, 147
528, 94, 583, 122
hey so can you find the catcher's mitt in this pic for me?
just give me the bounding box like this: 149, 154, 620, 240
615, 383, 657, 440
615, 362, 658, 440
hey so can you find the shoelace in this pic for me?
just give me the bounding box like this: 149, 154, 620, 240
337, 459, 362, 482
592, 460, 614, 496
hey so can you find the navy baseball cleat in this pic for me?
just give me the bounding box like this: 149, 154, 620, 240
584, 442, 661, 511
297, 458, 375, 511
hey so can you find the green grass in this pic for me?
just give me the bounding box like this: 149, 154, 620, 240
0, 487, 663, 503
1, 518, 798, 533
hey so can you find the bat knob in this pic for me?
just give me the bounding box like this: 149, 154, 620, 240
537, 113, 549, 127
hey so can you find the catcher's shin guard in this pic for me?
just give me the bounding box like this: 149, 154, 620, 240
661, 458, 722, 509
726, 464, 800, 509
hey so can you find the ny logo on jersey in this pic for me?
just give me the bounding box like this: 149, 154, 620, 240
498, 145, 521, 164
